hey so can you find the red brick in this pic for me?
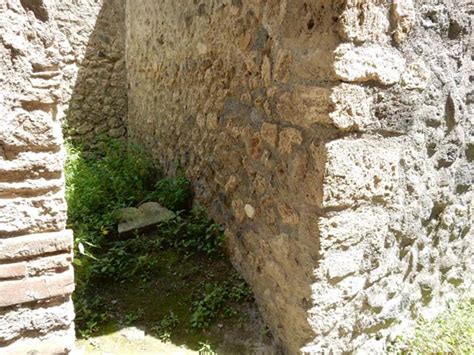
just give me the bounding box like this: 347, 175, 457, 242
0, 269, 74, 307
0, 262, 27, 280
0, 230, 73, 261
27, 253, 72, 276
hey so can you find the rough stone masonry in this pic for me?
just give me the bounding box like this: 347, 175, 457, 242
0, 0, 125, 352
127, 0, 473, 353
0, 0, 472, 353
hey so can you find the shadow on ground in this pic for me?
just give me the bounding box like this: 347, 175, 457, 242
74, 229, 278, 355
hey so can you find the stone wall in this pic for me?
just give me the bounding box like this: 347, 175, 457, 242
56, 0, 128, 148
0, 0, 472, 352
0, 0, 75, 352
127, 0, 473, 353
0, 0, 126, 351
306, 1, 473, 352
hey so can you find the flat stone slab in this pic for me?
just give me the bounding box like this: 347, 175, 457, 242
117, 202, 175, 236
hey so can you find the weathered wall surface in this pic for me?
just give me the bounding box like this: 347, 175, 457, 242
0, 0, 76, 352
56, 0, 128, 148
306, 1, 473, 352
127, 1, 341, 352
127, 0, 473, 353
0, 0, 125, 351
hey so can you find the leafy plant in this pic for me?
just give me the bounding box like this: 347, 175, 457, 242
159, 206, 225, 255
198, 341, 217, 355
152, 311, 180, 342
390, 298, 474, 354
65, 139, 158, 334
191, 277, 252, 329
65, 138, 249, 340
66, 140, 156, 239
123, 309, 144, 326
74, 294, 110, 338
149, 175, 192, 211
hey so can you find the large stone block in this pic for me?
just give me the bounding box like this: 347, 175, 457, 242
329, 83, 377, 131
323, 137, 402, 208
27, 253, 72, 276
338, 1, 390, 43
0, 326, 75, 354
0, 178, 63, 198
334, 43, 406, 85
0, 110, 62, 152
0, 196, 67, 235
0, 262, 27, 280
0, 151, 63, 182
0, 298, 74, 343
319, 207, 390, 251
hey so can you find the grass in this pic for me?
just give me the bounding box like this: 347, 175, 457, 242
65, 138, 270, 351
83, 250, 263, 352
391, 298, 474, 354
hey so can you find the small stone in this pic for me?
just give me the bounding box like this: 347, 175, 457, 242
244, 204, 255, 219
278, 128, 303, 154
261, 55, 272, 86
260, 122, 278, 147
277, 203, 299, 225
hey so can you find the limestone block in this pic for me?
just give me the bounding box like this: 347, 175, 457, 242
0, 110, 62, 151
329, 83, 377, 131
0, 151, 63, 181
338, 1, 390, 43
323, 137, 402, 208
0, 178, 63, 198
0, 269, 74, 307
0, 230, 73, 261
337, 275, 367, 300
334, 44, 406, 85
27, 253, 72, 276
319, 207, 390, 251
391, 0, 415, 43
0, 326, 75, 354
322, 248, 365, 280
117, 202, 175, 236
310, 283, 343, 310
0, 196, 67, 235
0, 299, 74, 343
